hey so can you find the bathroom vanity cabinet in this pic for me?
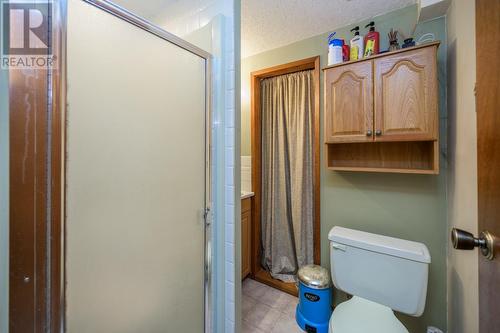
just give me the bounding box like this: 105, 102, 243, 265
241, 197, 252, 279
323, 42, 440, 174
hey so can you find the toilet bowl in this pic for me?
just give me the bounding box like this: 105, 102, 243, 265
328, 227, 431, 333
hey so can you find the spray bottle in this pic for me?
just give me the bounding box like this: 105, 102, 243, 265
327, 32, 343, 65
349, 26, 364, 61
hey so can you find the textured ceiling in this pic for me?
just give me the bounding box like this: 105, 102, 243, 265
242, 0, 417, 58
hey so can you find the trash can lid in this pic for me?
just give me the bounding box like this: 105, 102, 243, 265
297, 265, 331, 289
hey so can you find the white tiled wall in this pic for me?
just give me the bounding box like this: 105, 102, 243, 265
153, 0, 220, 38
223, 13, 237, 333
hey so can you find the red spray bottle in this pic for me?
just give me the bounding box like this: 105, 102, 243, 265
341, 39, 350, 62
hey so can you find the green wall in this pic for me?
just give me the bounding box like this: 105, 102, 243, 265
241, 5, 448, 332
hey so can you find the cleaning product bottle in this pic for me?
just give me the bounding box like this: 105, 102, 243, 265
364, 21, 380, 57
349, 26, 364, 61
327, 32, 343, 65
341, 39, 350, 62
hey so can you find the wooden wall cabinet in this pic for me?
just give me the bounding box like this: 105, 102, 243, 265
323, 42, 440, 174
241, 197, 252, 279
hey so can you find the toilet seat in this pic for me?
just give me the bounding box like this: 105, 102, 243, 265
328, 296, 409, 333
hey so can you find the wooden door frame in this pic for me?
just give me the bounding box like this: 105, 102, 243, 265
250, 56, 321, 296
8, 1, 64, 331
476, 0, 500, 331
9, 54, 64, 333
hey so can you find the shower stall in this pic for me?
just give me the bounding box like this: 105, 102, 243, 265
64, 2, 210, 332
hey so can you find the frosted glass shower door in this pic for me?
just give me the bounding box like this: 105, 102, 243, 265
65, 1, 209, 332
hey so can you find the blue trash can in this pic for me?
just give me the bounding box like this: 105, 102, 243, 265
296, 265, 332, 333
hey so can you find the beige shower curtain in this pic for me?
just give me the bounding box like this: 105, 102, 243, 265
261, 70, 314, 283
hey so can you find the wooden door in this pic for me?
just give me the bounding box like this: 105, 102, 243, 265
374, 46, 438, 141
476, 0, 500, 331
241, 198, 252, 279
324, 61, 373, 143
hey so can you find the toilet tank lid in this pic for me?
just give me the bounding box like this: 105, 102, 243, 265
328, 227, 431, 263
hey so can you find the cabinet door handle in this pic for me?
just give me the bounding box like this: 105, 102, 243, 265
366, 130, 372, 136
375, 130, 382, 136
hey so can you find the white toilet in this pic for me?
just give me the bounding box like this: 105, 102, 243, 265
328, 226, 431, 333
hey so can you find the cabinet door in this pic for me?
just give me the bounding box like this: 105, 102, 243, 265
324, 61, 373, 143
241, 209, 251, 279
374, 46, 438, 141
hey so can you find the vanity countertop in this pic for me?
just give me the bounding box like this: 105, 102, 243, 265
241, 191, 254, 199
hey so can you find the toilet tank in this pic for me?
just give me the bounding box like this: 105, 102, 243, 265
328, 227, 431, 316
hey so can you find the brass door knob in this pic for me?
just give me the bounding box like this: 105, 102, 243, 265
451, 228, 496, 260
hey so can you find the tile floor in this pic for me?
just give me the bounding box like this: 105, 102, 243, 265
242, 278, 304, 333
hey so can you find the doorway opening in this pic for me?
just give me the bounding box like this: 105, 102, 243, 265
247, 56, 321, 296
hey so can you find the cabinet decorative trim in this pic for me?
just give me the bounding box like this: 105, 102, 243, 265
381, 60, 427, 134
331, 71, 366, 136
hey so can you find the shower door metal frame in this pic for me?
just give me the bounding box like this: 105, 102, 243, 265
8, 1, 213, 332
